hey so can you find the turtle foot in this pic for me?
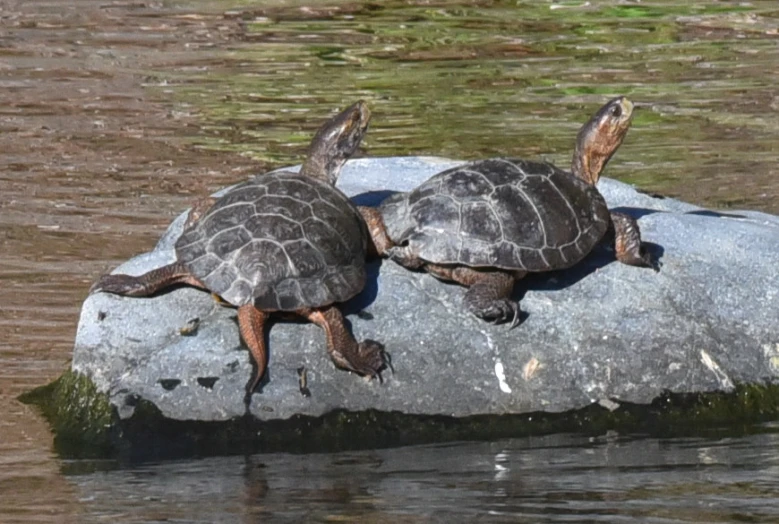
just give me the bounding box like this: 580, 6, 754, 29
640, 249, 662, 273
299, 306, 390, 383
610, 212, 661, 272
465, 296, 522, 329
618, 246, 661, 273
386, 245, 425, 270
346, 339, 388, 381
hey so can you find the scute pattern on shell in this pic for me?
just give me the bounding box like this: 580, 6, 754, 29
380, 158, 611, 271
175, 171, 367, 310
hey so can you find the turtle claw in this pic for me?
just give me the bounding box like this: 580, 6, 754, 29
246, 373, 263, 395
507, 305, 522, 330
624, 248, 661, 273
466, 297, 522, 329
352, 339, 388, 380
645, 251, 662, 273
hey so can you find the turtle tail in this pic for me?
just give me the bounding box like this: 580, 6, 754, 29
90, 261, 207, 297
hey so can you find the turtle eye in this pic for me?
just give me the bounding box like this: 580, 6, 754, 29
609, 104, 623, 118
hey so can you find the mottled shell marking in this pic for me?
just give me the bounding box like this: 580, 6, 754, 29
380, 158, 610, 271
175, 171, 367, 310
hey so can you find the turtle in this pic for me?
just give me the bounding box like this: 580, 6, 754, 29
91, 101, 386, 392
359, 96, 658, 328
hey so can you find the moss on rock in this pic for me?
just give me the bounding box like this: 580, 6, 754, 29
20, 371, 779, 461
18, 370, 115, 457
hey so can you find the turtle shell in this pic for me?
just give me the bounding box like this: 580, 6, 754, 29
175, 171, 367, 311
380, 158, 610, 272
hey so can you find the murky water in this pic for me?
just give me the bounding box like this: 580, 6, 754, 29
26, 431, 779, 523
1, 0, 777, 521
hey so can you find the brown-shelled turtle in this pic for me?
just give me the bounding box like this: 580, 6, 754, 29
92, 101, 386, 392
360, 96, 658, 328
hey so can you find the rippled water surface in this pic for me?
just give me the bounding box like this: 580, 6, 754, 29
53, 431, 779, 523
1, 0, 778, 521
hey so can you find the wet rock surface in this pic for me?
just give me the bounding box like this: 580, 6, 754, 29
73, 156, 779, 423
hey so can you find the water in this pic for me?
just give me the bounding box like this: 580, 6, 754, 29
0, 0, 777, 521
30, 432, 779, 522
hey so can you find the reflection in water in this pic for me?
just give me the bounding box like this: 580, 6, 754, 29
1, 0, 778, 522
65, 432, 779, 522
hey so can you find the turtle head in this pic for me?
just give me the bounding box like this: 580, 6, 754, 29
300, 100, 371, 185
571, 96, 633, 185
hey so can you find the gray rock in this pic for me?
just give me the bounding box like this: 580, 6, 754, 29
73, 156, 779, 423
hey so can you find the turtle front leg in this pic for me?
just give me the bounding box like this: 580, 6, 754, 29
425, 264, 524, 329
385, 245, 425, 270
238, 304, 270, 393
356, 206, 425, 270
357, 205, 395, 259
609, 211, 660, 271
90, 261, 208, 296
299, 306, 386, 380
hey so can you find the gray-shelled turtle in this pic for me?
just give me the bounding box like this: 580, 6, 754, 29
360, 96, 657, 327
92, 101, 385, 392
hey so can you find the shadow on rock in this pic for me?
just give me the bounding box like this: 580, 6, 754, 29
341, 260, 382, 316
351, 190, 399, 207
610, 205, 662, 221
522, 239, 665, 295
521, 251, 609, 294
686, 209, 747, 219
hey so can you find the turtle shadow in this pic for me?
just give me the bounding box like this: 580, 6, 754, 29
518, 248, 613, 295
341, 259, 381, 316
519, 239, 664, 296
685, 209, 748, 219
350, 190, 398, 207
610, 205, 661, 220
610, 205, 747, 221
516, 205, 666, 296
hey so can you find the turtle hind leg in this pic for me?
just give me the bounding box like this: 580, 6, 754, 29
299, 306, 386, 380
609, 211, 660, 272
90, 261, 208, 297
238, 304, 270, 393
459, 268, 523, 329
426, 264, 524, 329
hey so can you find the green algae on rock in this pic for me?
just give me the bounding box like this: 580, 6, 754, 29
20, 369, 779, 461
18, 370, 114, 458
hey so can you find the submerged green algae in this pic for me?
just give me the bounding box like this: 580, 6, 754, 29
18, 371, 114, 458
20, 370, 779, 461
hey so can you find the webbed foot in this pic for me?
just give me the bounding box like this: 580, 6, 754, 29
421, 264, 523, 329
459, 269, 522, 329
238, 304, 270, 394
610, 211, 661, 272
299, 306, 389, 382
343, 339, 388, 381
386, 245, 425, 270
464, 293, 522, 329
